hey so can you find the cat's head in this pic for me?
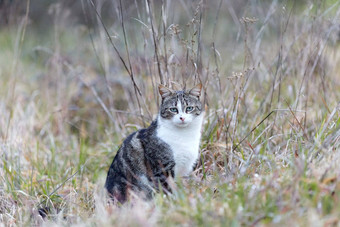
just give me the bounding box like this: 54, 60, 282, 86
158, 83, 203, 128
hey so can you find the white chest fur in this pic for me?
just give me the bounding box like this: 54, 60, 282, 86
156, 114, 204, 177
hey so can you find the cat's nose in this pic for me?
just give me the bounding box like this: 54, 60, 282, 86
180, 116, 185, 122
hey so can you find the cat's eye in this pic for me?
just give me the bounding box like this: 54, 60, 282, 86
186, 106, 194, 112
169, 107, 178, 113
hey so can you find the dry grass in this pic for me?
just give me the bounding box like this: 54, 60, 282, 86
0, 0, 340, 226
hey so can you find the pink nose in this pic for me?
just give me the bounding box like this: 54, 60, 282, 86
180, 117, 185, 121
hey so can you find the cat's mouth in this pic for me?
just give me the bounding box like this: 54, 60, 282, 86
175, 121, 190, 127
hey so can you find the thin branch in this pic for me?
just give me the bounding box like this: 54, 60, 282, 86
81, 0, 105, 74
232, 110, 275, 152
118, 0, 146, 126
284, 99, 309, 140
196, 1, 203, 79
146, 0, 164, 85
5, 0, 30, 141
161, 0, 169, 84
88, 0, 141, 95
37, 165, 84, 208
81, 0, 114, 111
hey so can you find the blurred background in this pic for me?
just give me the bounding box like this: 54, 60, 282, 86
0, 0, 340, 225
1, 0, 339, 141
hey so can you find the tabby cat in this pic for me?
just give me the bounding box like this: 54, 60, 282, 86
105, 83, 204, 203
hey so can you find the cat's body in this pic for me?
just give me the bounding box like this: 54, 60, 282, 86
105, 84, 204, 203
157, 113, 203, 177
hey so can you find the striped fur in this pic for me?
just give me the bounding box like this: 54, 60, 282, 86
105, 84, 203, 203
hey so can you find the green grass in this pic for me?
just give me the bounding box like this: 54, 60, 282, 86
1, 0, 340, 226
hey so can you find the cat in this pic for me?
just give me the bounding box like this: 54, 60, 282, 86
105, 83, 204, 203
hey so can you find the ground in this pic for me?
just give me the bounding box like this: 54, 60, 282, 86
0, 0, 340, 226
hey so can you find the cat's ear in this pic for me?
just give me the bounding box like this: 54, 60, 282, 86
189, 83, 202, 98
158, 84, 173, 99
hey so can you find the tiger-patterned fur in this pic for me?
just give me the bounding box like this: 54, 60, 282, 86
105, 84, 204, 203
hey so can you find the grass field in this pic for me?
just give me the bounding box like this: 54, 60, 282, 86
1, 0, 340, 226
